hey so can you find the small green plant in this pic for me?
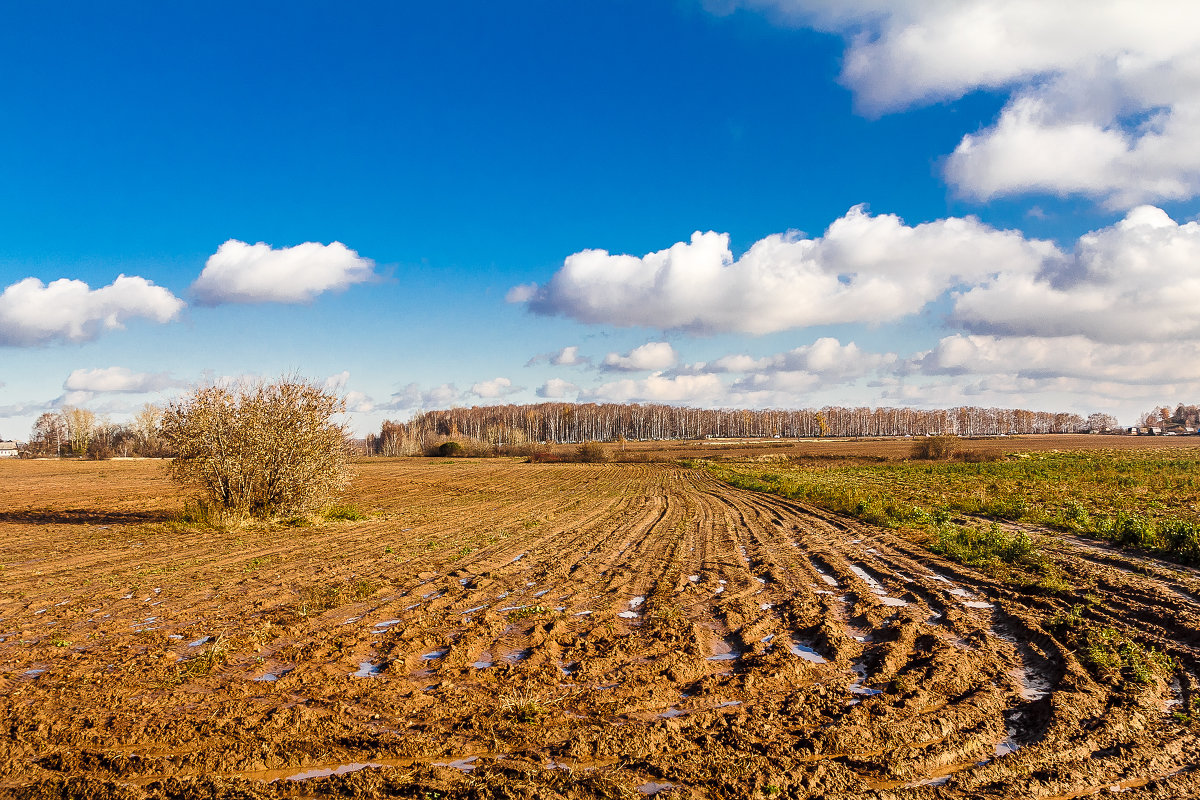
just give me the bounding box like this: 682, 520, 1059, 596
49, 638, 72, 648
174, 634, 227, 681
324, 504, 368, 521
507, 605, 553, 622
500, 690, 549, 723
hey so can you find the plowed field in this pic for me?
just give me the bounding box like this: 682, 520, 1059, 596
1, 458, 1197, 799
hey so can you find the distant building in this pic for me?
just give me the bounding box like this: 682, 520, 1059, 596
0, 441, 18, 458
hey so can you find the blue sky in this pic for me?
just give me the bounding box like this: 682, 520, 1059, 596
5, 1, 1200, 437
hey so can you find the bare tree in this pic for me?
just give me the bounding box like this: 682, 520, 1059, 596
61, 407, 96, 456
30, 412, 68, 456
161, 377, 352, 517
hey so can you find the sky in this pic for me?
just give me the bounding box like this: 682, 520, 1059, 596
5, 0, 1200, 438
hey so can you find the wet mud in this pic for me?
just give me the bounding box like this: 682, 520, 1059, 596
1, 459, 1198, 798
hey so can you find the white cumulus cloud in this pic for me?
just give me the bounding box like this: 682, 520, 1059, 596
192, 240, 376, 305
513, 206, 1052, 334
952, 206, 1200, 343
63, 367, 179, 394
0, 275, 184, 346
471, 377, 523, 399
526, 345, 591, 367
536, 378, 580, 399
716, 0, 1200, 207
587, 373, 727, 404
602, 342, 679, 371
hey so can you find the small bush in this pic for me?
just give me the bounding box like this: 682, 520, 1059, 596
437, 441, 464, 457
911, 435, 959, 460
162, 377, 352, 518
576, 441, 607, 463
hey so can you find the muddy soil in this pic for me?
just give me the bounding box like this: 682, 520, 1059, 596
1, 459, 1197, 799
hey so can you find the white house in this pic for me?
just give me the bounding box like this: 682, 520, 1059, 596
0, 441, 18, 458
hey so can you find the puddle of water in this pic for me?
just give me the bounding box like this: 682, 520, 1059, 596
905, 775, 952, 788
963, 601, 994, 609
1011, 667, 1051, 701
789, 642, 828, 664
352, 661, 382, 678
713, 586, 725, 595
1166, 677, 1184, 711
460, 606, 486, 615
844, 626, 874, 643
435, 755, 479, 772
849, 662, 882, 696
506, 649, 531, 662
995, 727, 1021, 757
848, 564, 908, 606
472, 655, 494, 669
716, 700, 741, 708
760, 603, 773, 610
573, 610, 593, 616
617, 611, 640, 619
638, 782, 674, 795
658, 707, 687, 718
373, 619, 401, 628
688, 575, 700, 582
707, 652, 739, 661
756, 576, 768, 584
762, 634, 775, 644
404, 603, 420, 611
188, 636, 211, 648
422, 649, 448, 661
629, 596, 645, 609
24, 669, 46, 677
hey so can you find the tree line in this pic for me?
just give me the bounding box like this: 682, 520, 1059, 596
367, 402, 1090, 455
24, 404, 171, 458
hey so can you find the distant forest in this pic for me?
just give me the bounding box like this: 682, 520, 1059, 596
368, 402, 1089, 456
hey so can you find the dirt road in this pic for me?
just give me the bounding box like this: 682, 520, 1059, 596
1, 459, 1196, 798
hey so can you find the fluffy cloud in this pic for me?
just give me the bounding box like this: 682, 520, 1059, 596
384, 383, 463, 411
526, 345, 590, 367
512, 206, 1051, 334
471, 377, 523, 399
685, 338, 895, 382
717, 1, 1200, 207
192, 240, 376, 305
63, 367, 179, 394
536, 378, 580, 399
602, 342, 679, 371
952, 206, 1200, 343
0, 275, 184, 346
587, 373, 727, 404
915, 334, 1200, 386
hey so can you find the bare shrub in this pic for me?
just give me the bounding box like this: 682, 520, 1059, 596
162, 377, 352, 518
911, 435, 959, 460
576, 441, 608, 463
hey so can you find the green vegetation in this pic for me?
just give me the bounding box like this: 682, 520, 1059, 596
1048, 605, 1173, 688
506, 604, 553, 622
324, 503, 368, 521
704, 448, 1200, 566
